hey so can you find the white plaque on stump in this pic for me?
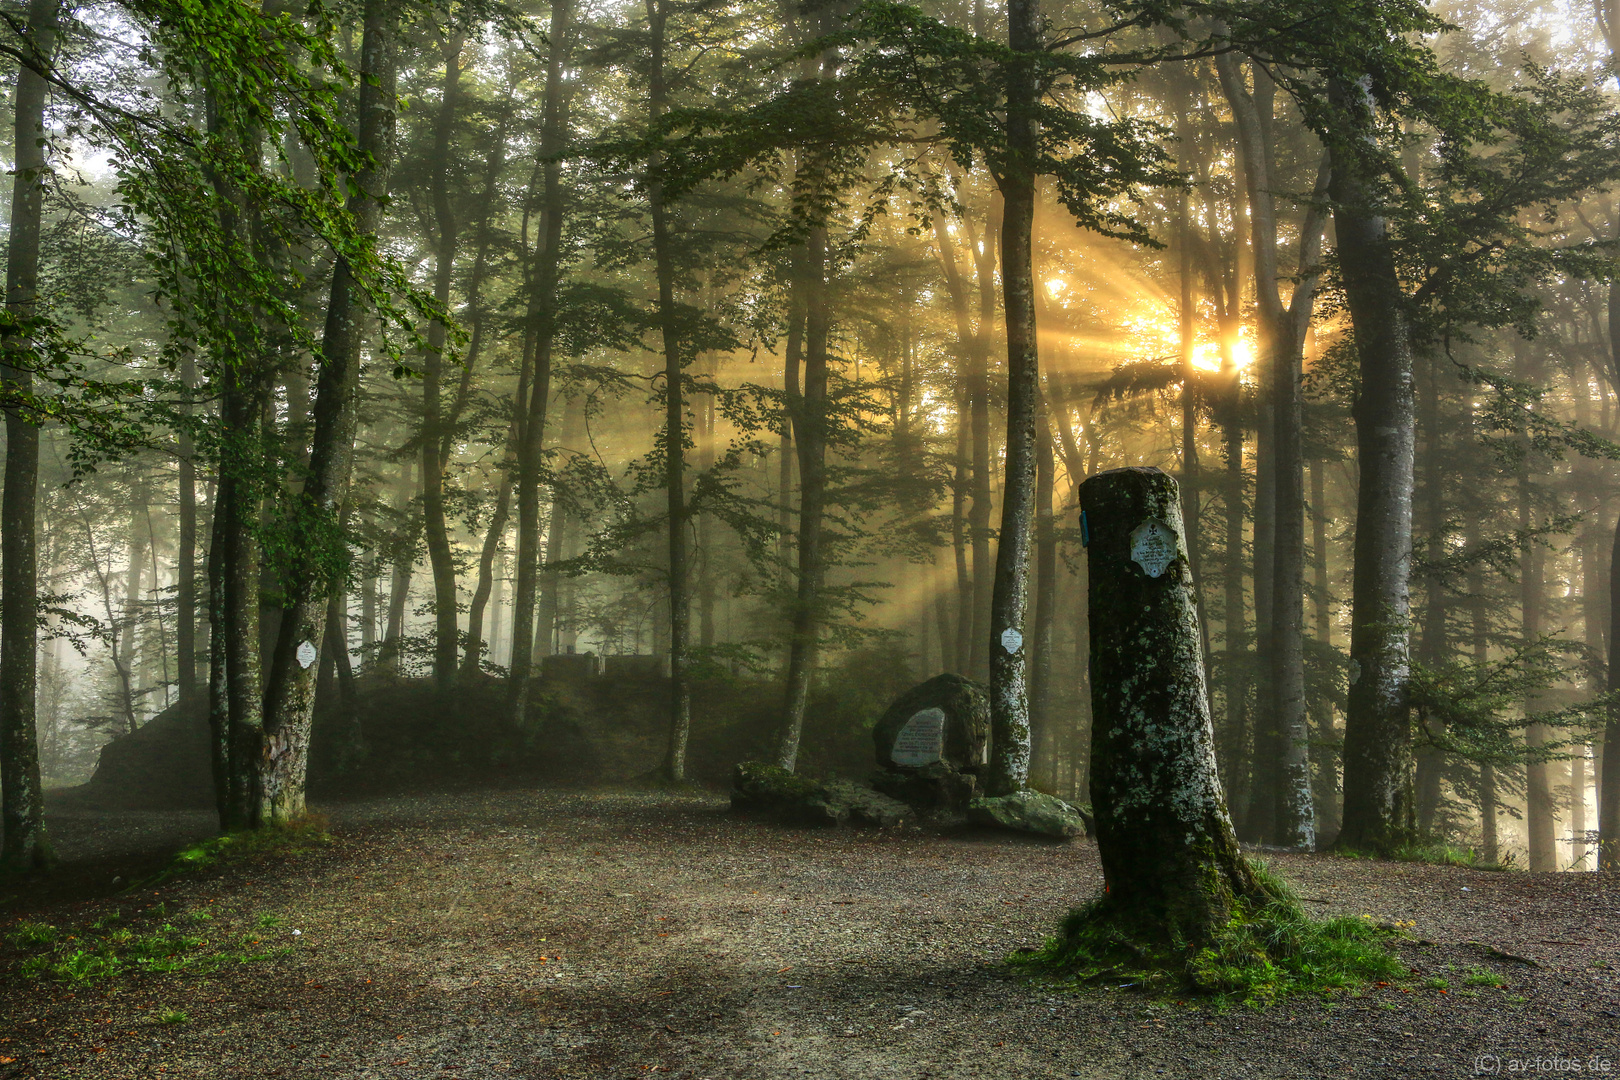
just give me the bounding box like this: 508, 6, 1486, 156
1129, 519, 1177, 578
891, 707, 946, 767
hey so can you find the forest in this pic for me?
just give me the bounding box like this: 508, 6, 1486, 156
2, 0, 1620, 1073
2, 0, 1619, 874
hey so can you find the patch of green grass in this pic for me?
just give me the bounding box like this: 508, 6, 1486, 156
141, 815, 332, 889
1012, 862, 1406, 1007
1463, 968, 1507, 988
158, 1010, 189, 1025
1334, 840, 1509, 871
255, 913, 281, 929
6, 920, 58, 948
8, 915, 289, 985
1423, 977, 1450, 991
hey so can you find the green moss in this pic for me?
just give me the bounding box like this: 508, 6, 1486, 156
139, 815, 332, 889
1012, 862, 1405, 1006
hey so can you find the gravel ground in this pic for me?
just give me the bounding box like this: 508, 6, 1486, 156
1, 787, 1617, 1080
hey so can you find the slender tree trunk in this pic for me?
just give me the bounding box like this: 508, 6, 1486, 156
933, 215, 976, 675
775, 220, 830, 771
1331, 77, 1418, 853
177, 354, 199, 706
647, 0, 691, 781
506, 0, 573, 724
984, 0, 1040, 796
1414, 355, 1448, 835
779, 262, 803, 572
461, 464, 513, 678
420, 34, 465, 691
1471, 546, 1498, 863
1309, 459, 1341, 838
1520, 464, 1557, 871
381, 459, 416, 671
117, 515, 147, 732
1220, 358, 1251, 828
1028, 400, 1057, 790
0, 0, 57, 870
967, 210, 998, 684
257, 0, 399, 826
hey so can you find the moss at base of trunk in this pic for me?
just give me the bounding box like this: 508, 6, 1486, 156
1013, 863, 1403, 1005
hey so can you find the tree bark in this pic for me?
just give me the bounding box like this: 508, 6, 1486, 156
1330, 77, 1418, 853
256, 0, 399, 826
1080, 467, 1265, 941
420, 32, 465, 692
0, 0, 57, 871
381, 458, 415, 671
1309, 459, 1341, 838
647, 0, 692, 781
774, 220, 830, 771
177, 354, 199, 705
982, 0, 1041, 796
1028, 398, 1057, 790
506, 0, 573, 724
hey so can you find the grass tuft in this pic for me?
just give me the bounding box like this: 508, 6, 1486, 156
1012, 861, 1405, 1006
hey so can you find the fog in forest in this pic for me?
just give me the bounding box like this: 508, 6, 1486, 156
1, 0, 1618, 882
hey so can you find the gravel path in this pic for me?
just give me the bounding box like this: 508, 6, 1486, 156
2, 788, 1616, 1080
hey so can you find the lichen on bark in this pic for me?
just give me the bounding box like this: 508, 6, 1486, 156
1074, 467, 1267, 947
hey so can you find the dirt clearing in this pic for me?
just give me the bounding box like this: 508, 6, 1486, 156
1, 788, 1616, 1080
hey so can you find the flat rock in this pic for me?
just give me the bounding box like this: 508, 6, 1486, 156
967, 790, 1089, 839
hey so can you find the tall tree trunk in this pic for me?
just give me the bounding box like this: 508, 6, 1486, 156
647, 0, 691, 782
420, 33, 465, 692
775, 219, 830, 771
1471, 544, 1498, 863
1597, 0, 1620, 876
1309, 459, 1341, 838
1217, 56, 1324, 849
381, 458, 416, 671
1219, 353, 1251, 828
1330, 77, 1418, 853
1028, 399, 1057, 790
0, 0, 56, 871
177, 354, 199, 706
984, 0, 1039, 796
1414, 354, 1448, 835
932, 214, 977, 675
461, 464, 513, 678
117, 515, 147, 732
1520, 461, 1556, 871
967, 210, 998, 684
506, 0, 573, 724
257, 0, 399, 826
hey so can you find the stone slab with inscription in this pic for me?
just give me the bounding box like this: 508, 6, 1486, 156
869, 673, 990, 815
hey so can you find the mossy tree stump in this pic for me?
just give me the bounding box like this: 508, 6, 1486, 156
1079, 467, 1266, 946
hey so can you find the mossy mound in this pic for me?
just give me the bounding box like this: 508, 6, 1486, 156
730, 762, 913, 828
1014, 864, 1404, 1005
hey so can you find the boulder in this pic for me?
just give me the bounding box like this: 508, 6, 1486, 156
730, 762, 913, 829
871, 673, 989, 773
967, 791, 1089, 839
869, 674, 989, 815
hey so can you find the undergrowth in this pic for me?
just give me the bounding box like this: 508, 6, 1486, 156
139, 813, 332, 889
1013, 863, 1406, 1006
1334, 840, 1509, 871
5, 912, 289, 984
